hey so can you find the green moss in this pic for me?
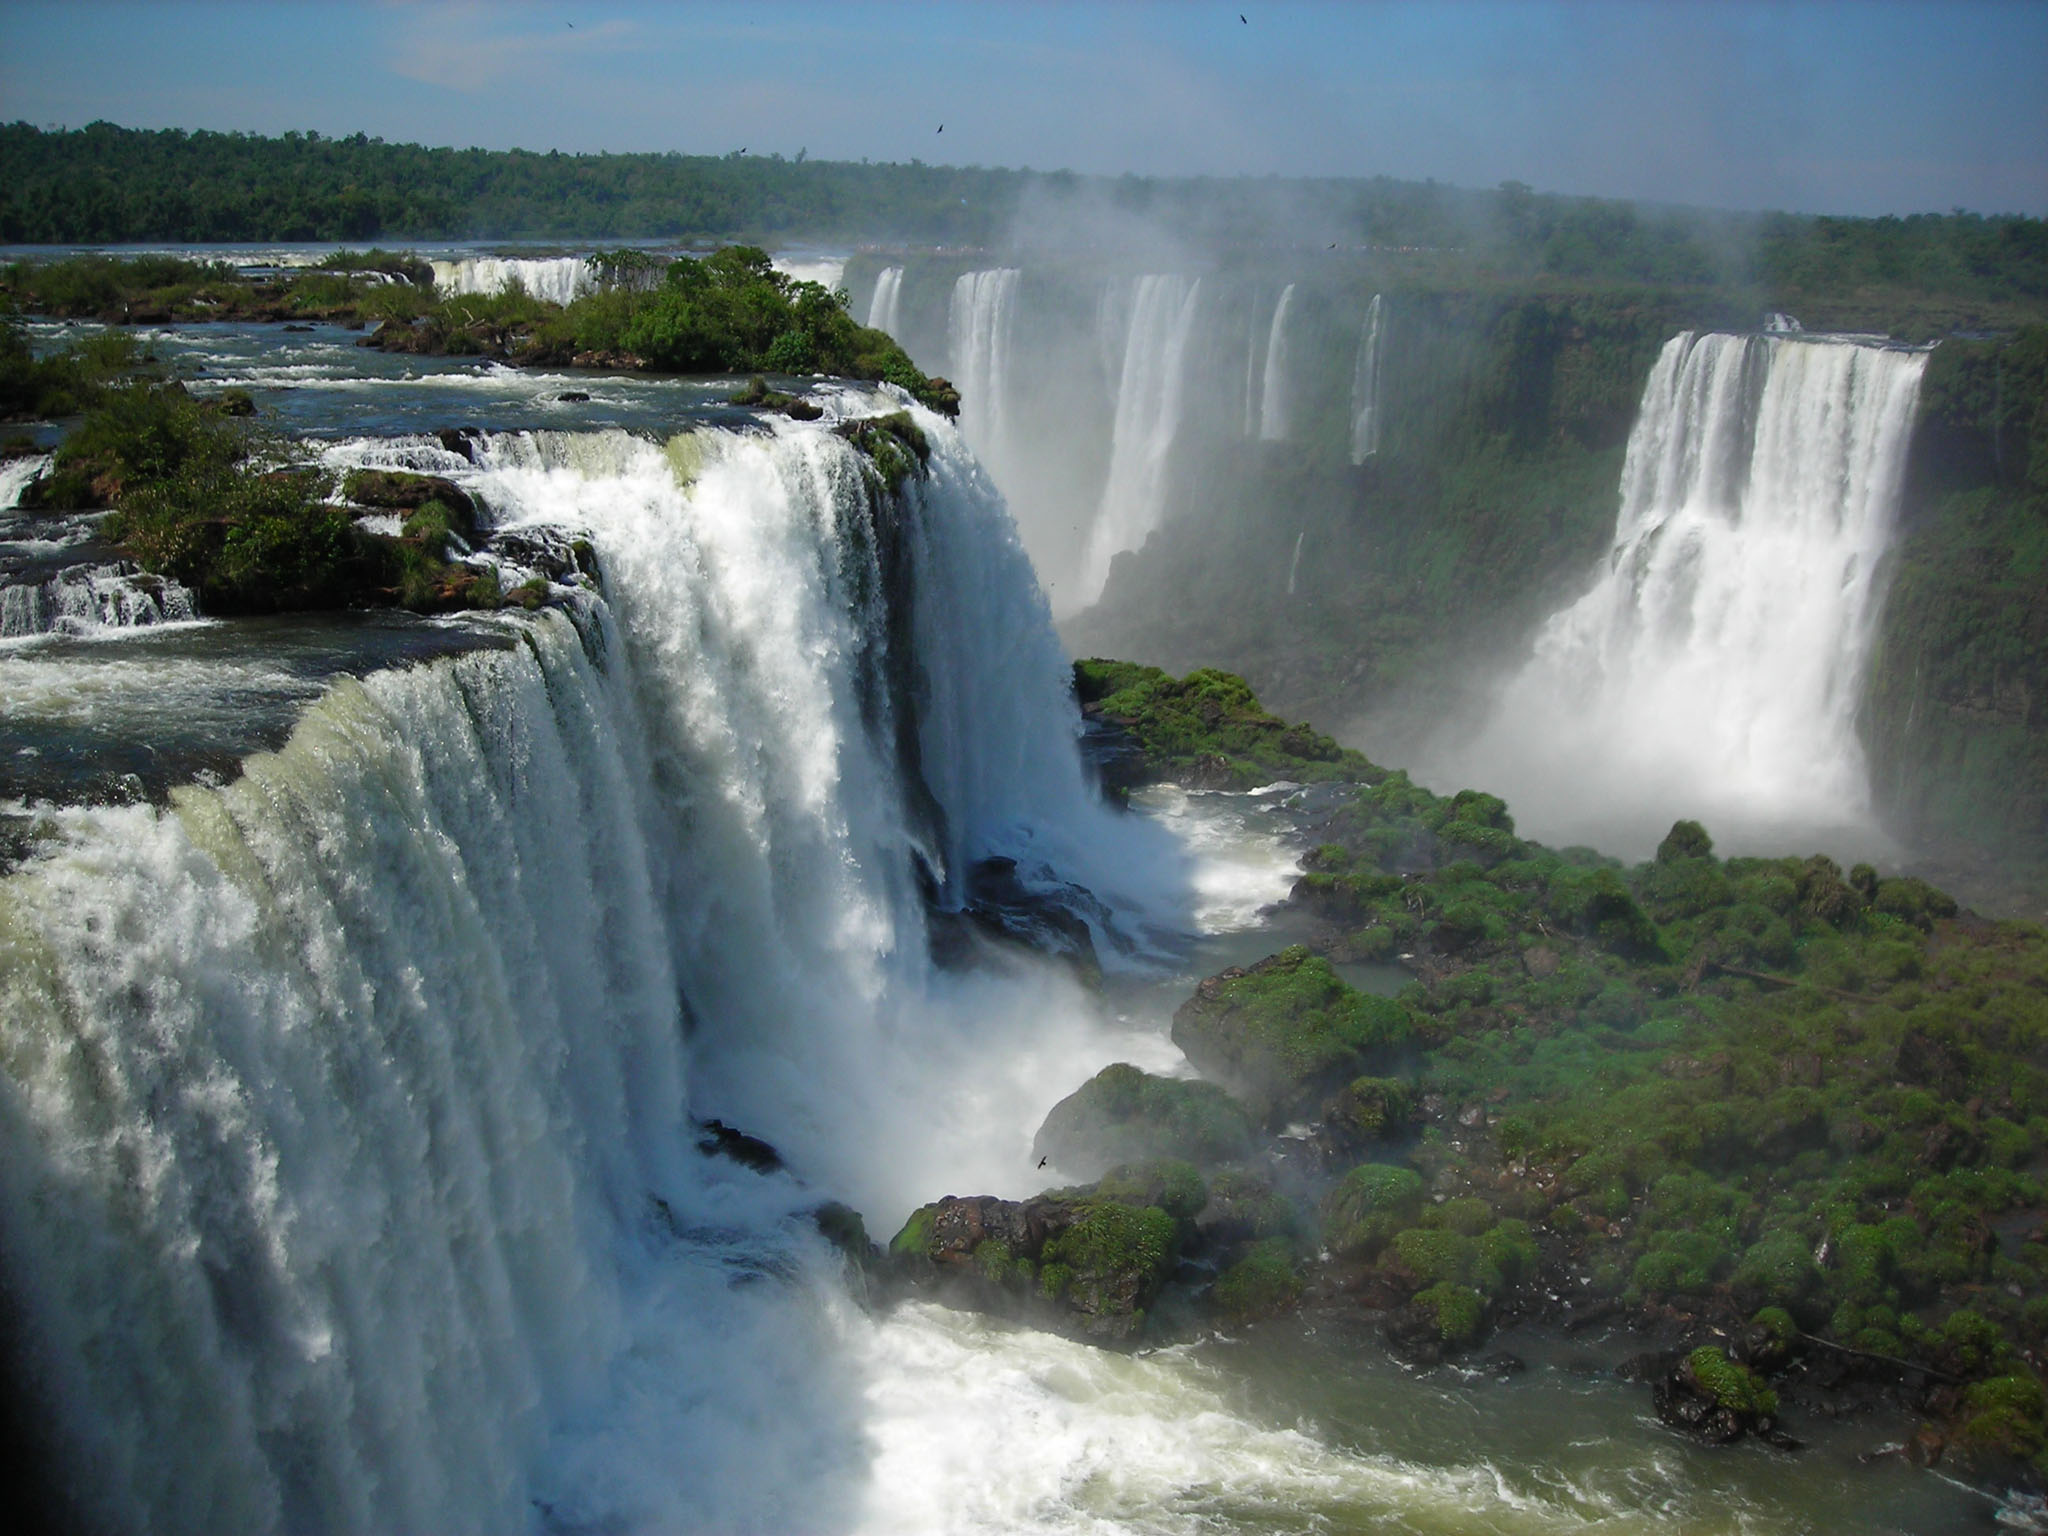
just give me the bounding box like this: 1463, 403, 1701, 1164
1095, 1160, 1208, 1222
889, 1205, 938, 1260
1686, 1346, 1778, 1417
1411, 1282, 1486, 1346
1033, 1063, 1255, 1177
1323, 1163, 1425, 1257
1213, 1238, 1304, 1319
1958, 1374, 2048, 1459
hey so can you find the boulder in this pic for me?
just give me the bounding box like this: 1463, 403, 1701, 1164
1171, 947, 1412, 1124
1031, 1063, 1254, 1180
1653, 1346, 1795, 1447
341, 470, 478, 539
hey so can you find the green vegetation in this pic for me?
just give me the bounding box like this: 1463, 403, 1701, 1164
1074, 659, 1378, 790
1213, 1238, 1304, 1319
1171, 946, 1414, 1121
1031, 1062, 1256, 1179
1684, 1347, 1779, 1419
0, 315, 154, 420
1866, 326, 2048, 899
7, 126, 2043, 321
17, 381, 511, 615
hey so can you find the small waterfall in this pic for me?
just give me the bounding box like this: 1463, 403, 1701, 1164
1286, 530, 1306, 597
948, 269, 1021, 466
866, 266, 905, 333
1443, 332, 1929, 853
1, 561, 198, 638
1075, 274, 1202, 608
1257, 284, 1296, 442
1242, 292, 1263, 437
2, 453, 52, 509
431, 256, 595, 307
1349, 294, 1386, 463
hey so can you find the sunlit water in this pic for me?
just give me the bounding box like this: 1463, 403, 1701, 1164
0, 315, 1986, 1534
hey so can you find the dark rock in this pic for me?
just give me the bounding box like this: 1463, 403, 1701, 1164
434, 427, 482, 461
695, 1119, 783, 1174
556, 391, 591, 403
1652, 1346, 1789, 1447
956, 856, 1106, 984
341, 470, 478, 538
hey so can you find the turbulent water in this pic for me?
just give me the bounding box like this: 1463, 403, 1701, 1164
1432, 331, 1930, 857
0, 309, 1985, 1535
1350, 292, 1386, 463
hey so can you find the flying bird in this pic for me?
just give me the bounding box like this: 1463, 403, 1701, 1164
1241, 13, 1248, 22
937, 124, 945, 133
1037, 1156, 1048, 1168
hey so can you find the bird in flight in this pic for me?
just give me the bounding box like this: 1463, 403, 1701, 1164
937, 124, 945, 133
1240, 13, 1248, 22
1037, 1156, 1048, 1168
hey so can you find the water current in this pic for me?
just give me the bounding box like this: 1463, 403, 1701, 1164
0, 315, 1984, 1534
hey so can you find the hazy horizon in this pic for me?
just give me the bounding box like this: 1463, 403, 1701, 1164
2, 1, 2044, 221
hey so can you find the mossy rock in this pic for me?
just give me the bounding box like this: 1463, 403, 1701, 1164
1320, 1075, 1414, 1148
1172, 947, 1413, 1123
341, 469, 477, 538
1410, 1282, 1487, 1346
1322, 1163, 1424, 1258
1212, 1238, 1304, 1320
1039, 1200, 1180, 1342
1094, 1160, 1207, 1222
1032, 1063, 1255, 1179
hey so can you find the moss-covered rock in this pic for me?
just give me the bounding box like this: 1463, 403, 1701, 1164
1213, 1238, 1304, 1320
1321, 1163, 1425, 1258
1031, 1062, 1255, 1179
1172, 947, 1413, 1123
1654, 1346, 1784, 1444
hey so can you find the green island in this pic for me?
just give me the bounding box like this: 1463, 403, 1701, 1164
1, 247, 954, 616
884, 662, 2048, 1487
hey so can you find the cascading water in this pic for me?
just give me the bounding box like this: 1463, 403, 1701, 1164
867, 266, 905, 334
1434, 330, 1929, 856
1, 453, 52, 509
1349, 293, 1386, 463
1075, 274, 1202, 610
947, 269, 1021, 470
431, 256, 596, 307
0, 409, 1194, 1534
1, 560, 198, 638
1257, 284, 1296, 442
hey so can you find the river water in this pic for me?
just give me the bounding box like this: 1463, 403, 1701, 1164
0, 312, 1987, 1534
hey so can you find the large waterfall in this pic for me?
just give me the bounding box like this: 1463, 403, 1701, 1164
1257, 284, 1296, 442
867, 266, 905, 334
1075, 275, 1202, 609
0, 411, 1187, 1534
1349, 294, 1385, 463
948, 269, 1021, 471
431, 256, 596, 307
1435, 331, 1929, 855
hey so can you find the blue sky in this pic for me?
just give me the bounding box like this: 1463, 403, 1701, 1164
3, 1, 2043, 216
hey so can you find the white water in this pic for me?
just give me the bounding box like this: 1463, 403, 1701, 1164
1350, 293, 1386, 463
1286, 529, 1306, 597
866, 266, 905, 334
1075, 275, 1203, 611
948, 269, 1021, 473
431, 256, 596, 307
1, 453, 52, 509
1257, 284, 1296, 442
1, 562, 199, 639
0, 410, 1207, 1533
1434, 332, 1928, 857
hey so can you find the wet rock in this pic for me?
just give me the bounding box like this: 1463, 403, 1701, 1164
1032, 1062, 1253, 1181
695, 1118, 783, 1174
1653, 1346, 1792, 1447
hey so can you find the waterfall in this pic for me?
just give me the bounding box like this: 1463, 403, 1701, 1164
1, 453, 52, 509
1, 560, 198, 638
0, 411, 1180, 1535
1349, 294, 1386, 463
431, 256, 595, 307
867, 266, 905, 334
1286, 529, 1306, 597
1075, 275, 1202, 608
1440, 331, 1929, 855
948, 269, 1021, 468
1257, 284, 1296, 442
